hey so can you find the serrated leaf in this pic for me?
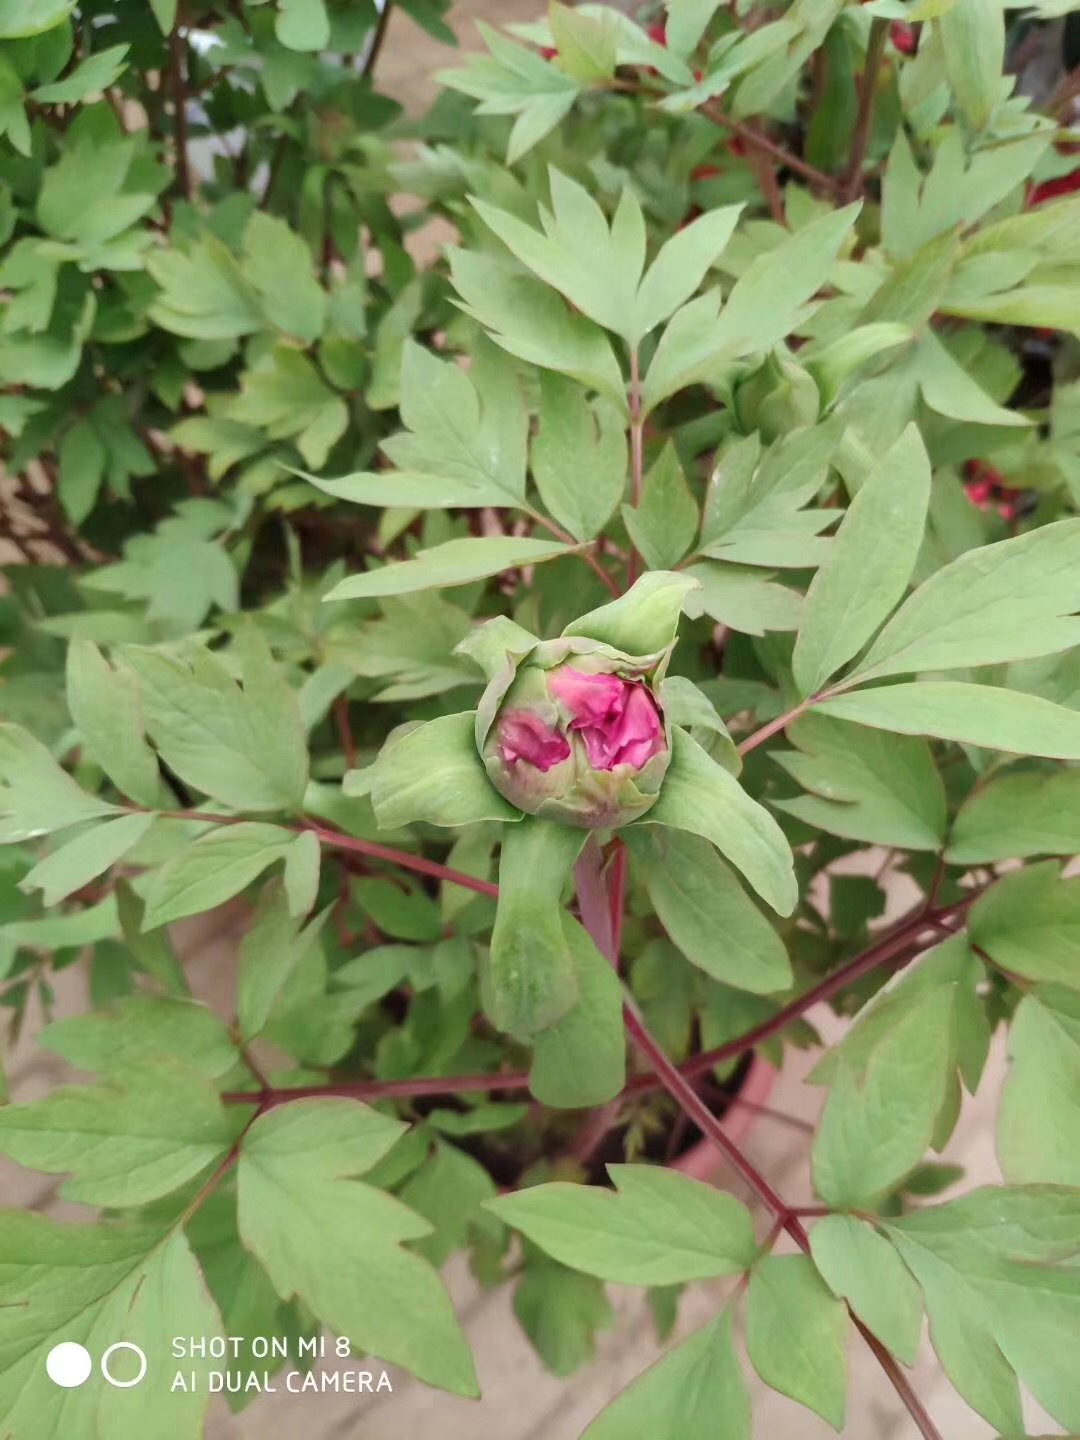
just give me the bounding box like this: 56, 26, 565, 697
241, 212, 325, 342
66, 638, 161, 808
793, 424, 931, 696
640, 727, 797, 916
631, 829, 791, 994
0, 1062, 240, 1207
548, 1, 616, 81
238, 1099, 478, 1395
745, 1254, 848, 1429
938, 0, 1003, 132
32, 45, 129, 104
124, 630, 309, 812
238, 881, 329, 1041
0, 1216, 221, 1438
772, 712, 946, 851
488, 1164, 757, 1284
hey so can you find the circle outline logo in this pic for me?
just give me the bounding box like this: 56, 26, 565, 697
100, 1342, 147, 1389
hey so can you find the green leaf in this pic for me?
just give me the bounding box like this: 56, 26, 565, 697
532, 373, 626, 541
665, 0, 725, 58
849, 519, 1080, 682
772, 713, 947, 851
998, 986, 1080, 1185
812, 985, 955, 1207
885, 1187, 1080, 1433
487, 819, 585, 1034
283, 828, 320, 916
0, 0, 75, 37
0, 722, 118, 843
228, 346, 346, 469
148, 233, 264, 340
683, 560, 802, 635
238, 1099, 478, 1395
58, 419, 106, 525
582, 1312, 750, 1440
622, 441, 698, 571
149, 0, 177, 32
399, 1139, 499, 1267
640, 727, 797, 916
448, 248, 625, 407
66, 638, 161, 808
810, 1215, 923, 1364
371, 711, 519, 830
947, 769, 1080, 864
792, 424, 931, 696
938, 0, 1003, 132
0, 894, 118, 950
969, 862, 1080, 988
20, 812, 154, 907
487, 1164, 757, 1284
325, 536, 571, 601
276, 0, 330, 50
514, 1257, 613, 1378
143, 822, 296, 930
242, 212, 326, 342
529, 913, 626, 1107
238, 881, 329, 1041
632, 205, 743, 342
310, 340, 527, 510
643, 205, 859, 412
914, 329, 1029, 429
32, 45, 129, 104
0, 1216, 221, 1438
745, 1254, 848, 1429
816, 682, 1080, 761
124, 630, 309, 812
631, 829, 791, 994
41, 995, 238, 1079
548, 1, 616, 81
0, 1062, 239, 1207
562, 570, 699, 655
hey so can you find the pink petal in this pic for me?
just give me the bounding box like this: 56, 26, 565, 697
548, 667, 624, 725
498, 710, 571, 772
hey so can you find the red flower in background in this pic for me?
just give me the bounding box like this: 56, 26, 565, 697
890, 22, 918, 55
1027, 168, 1080, 206
964, 461, 1026, 522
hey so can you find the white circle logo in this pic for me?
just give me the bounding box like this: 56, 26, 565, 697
101, 1342, 147, 1389
45, 1342, 93, 1389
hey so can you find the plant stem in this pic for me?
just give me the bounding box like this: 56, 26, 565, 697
168, 14, 193, 202
841, 17, 887, 203
736, 697, 813, 755
579, 837, 946, 1440
627, 348, 645, 586
133, 807, 500, 899
700, 100, 841, 195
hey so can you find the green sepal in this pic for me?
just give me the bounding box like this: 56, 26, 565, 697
370, 712, 521, 830
636, 727, 797, 916
485, 819, 587, 1035
561, 571, 699, 656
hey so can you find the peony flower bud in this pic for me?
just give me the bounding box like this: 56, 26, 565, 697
481, 655, 670, 829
